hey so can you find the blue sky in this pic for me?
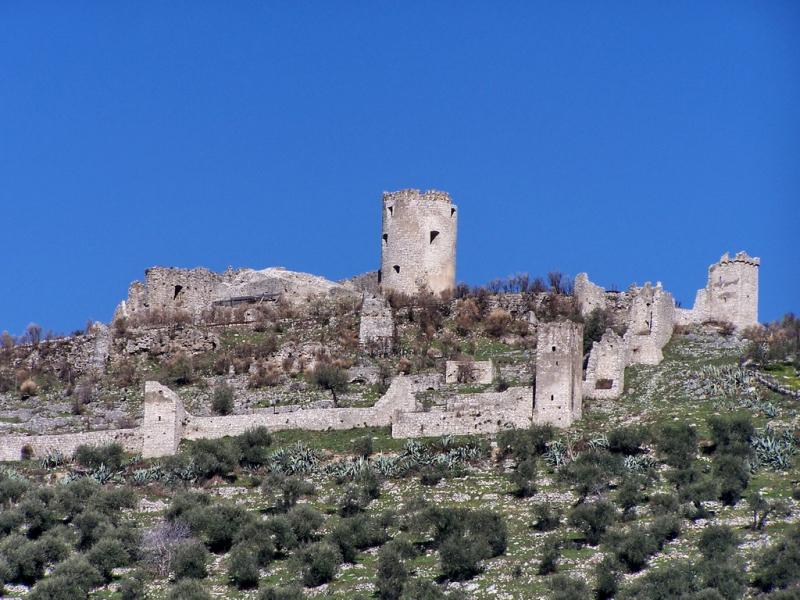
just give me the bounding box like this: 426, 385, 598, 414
1, 1, 797, 335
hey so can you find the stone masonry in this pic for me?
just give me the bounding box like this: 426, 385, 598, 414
534, 321, 583, 427
677, 251, 760, 330
358, 294, 395, 355
444, 360, 496, 384
379, 189, 457, 296
582, 329, 626, 399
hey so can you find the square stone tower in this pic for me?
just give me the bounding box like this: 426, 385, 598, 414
534, 321, 584, 427
705, 251, 760, 330
379, 189, 457, 297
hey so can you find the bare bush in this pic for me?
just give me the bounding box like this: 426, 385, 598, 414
141, 520, 192, 577
485, 309, 512, 338
19, 378, 39, 398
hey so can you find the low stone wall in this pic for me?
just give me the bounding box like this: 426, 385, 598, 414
754, 372, 800, 400
0, 429, 142, 462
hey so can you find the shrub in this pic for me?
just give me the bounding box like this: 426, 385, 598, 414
497, 425, 554, 461
19, 378, 39, 398
649, 493, 679, 515
510, 458, 537, 497
616, 475, 645, 516
187, 438, 239, 480
86, 537, 130, 580
119, 571, 146, 600
548, 574, 590, 600
568, 501, 616, 546
649, 514, 681, 547
171, 539, 210, 579
420, 465, 446, 486
616, 560, 699, 599
352, 435, 373, 458
235, 426, 273, 467
300, 542, 341, 587
262, 473, 315, 511
611, 526, 657, 572
168, 579, 212, 600
485, 309, 512, 338
376, 541, 409, 600
287, 504, 324, 543
211, 384, 234, 415
330, 514, 389, 563
537, 535, 560, 575
594, 555, 621, 600
752, 525, 800, 592
440, 533, 485, 580
73, 443, 124, 471
234, 521, 275, 566
265, 515, 298, 555
228, 544, 260, 589
656, 422, 698, 469
257, 585, 304, 600
559, 450, 623, 501
698, 525, 739, 562
608, 425, 648, 455
712, 454, 749, 506
165, 353, 195, 386
532, 503, 561, 531
707, 414, 754, 457
44, 555, 102, 597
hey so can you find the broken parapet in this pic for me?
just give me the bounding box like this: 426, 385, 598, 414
534, 321, 584, 427
358, 294, 395, 355
445, 360, 496, 384
583, 329, 626, 399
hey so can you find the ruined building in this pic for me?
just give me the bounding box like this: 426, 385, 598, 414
379, 189, 457, 296
534, 321, 584, 427
677, 251, 760, 331
358, 294, 395, 355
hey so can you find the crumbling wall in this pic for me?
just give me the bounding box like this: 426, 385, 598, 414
391, 387, 532, 438
574, 273, 607, 318
380, 189, 457, 296
358, 294, 394, 355
444, 360, 496, 384
534, 321, 583, 427
623, 283, 675, 366
583, 329, 626, 399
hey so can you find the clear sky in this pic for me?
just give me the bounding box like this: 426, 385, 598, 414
1, 2, 798, 336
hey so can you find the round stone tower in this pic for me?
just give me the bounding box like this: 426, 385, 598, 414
379, 189, 457, 296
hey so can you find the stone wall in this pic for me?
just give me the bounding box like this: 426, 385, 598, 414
358, 294, 395, 355
534, 321, 583, 427
0, 429, 142, 462
392, 387, 532, 438
379, 189, 457, 296
444, 360, 496, 384
583, 329, 626, 399
141, 381, 185, 458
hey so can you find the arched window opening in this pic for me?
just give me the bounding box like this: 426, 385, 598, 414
429, 230, 440, 244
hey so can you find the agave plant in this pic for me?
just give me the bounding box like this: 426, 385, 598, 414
544, 440, 569, 468
624, 454, 657, 474
267, 442, 320, 475
751, 427, 797, 471
90, 463, 119, 485
588, 434, 609, 451
38, 450, 67, 469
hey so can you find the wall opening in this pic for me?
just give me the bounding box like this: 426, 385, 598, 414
450, 208, 456, 217
173, 285, 183, 300
393, 265, 400, 274
429, 230, 439, 244
382, 234, 388, 244
552, 346, 556, 352
377, 270, 382, 284
595, 379, 614, 390
387, 206, 393, 217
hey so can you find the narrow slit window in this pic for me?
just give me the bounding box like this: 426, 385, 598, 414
429, 230, 439, 244
387, 206, 393, 216
173, 285, 183, 300
382, 233, 388, 244
393, 265, 400, 273
450, 208, 456, 217
552, 346, 556, 352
